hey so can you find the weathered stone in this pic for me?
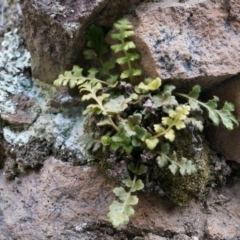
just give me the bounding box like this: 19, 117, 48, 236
145, 233, 167, 240
1, 93, 40, 127
20, 0, 142, 84
130, 0, 240, 89
0, 158, 240, 239
204, 75, 240, 163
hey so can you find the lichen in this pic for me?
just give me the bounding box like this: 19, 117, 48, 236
0, 29, 31, 115
0, 29, 93, 178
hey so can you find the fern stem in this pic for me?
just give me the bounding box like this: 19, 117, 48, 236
157, 152, 182, 169
108, 117, 120, 132
118, 29, 133, 83
150, 118, 179, 140
99, 57, 112, 78
121, 174, 137, 212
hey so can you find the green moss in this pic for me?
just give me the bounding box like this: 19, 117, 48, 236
157, 129, 213, 205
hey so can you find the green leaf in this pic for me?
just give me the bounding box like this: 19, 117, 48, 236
128, 52, 140, 61
145, 138, 159, 150
126, 195, 138, 205
188, 98, 200, 110
110, 32, 122, 40
135, 77, 161, 93
131, 136, 142, 147
123, 30, 134, 38
133, 125, 151, 141
72, 65, 83, 77
153, 124, 165, 134
108, 200, 129, 228
83, 104, 102, 115
128, 113, 142, 126
178, 158, 197, 176
124, 205, 135, 217
132, 69, 142, 76
101, 135, 111, 146
106, 75, 119, 85
188, 85, 201, 99
156, 155, 168, 168
113, 18, 134, 31
161, 143, 170, 155
104, 96, 132, 115
218, 102, 239, 130
111, 43, 124, 53
97, 118, 113, 127
123, 41, 136, 50
113, 187, 128, 201
120, 70, 131, 79
169, 162, 178, 175
164, 129, 175, 142
117, 56, 129, 65
103, 58, 116, 71
206, 96, 219, 109
122, 177, 132, 188
208, 109, 220, 125
128, 163, 145, 175
129, 93, 138, 100
151, 85, 178, 107
85, 24, 107, 57
132, 179, 144, 192
119, 113, 142, 137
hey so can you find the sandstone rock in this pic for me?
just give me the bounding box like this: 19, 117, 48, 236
0, 158, 240, 239
145, 233, 167, 240
204, 75, 240, 163
20, 0, 142, 84
1, 93, 40, 127
130, 0, 240, 89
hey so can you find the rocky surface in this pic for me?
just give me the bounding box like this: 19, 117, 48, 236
20, 0, 143, 83
130, 0, 240, 89
0, 29, 91, 179
0, 0, 240, 239
0, 158, 240, 239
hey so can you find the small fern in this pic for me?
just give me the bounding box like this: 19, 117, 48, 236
54, 18, 238, 228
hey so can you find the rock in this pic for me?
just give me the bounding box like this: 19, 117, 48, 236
204, 75, 240, 163
1, 93, 40, 127
0, 158, 240, 239
145, 233, 167, 240
20, 0, 142, 84
130, 0, 240, 89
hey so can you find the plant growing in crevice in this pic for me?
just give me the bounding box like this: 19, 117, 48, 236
54, 18, 238, 228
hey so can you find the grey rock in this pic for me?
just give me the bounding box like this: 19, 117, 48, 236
130, 0, 240, 89
0, 158, 240, 239
20, 0, 143, 83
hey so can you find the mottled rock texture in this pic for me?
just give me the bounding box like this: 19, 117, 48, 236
0, 158, 240, 239
1, 0, 240, 239
20, 0, 143, 83
131, 0, 240, 89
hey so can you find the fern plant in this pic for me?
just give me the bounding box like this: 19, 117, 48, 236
54, 18, 238, 228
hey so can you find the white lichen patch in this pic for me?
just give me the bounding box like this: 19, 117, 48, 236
0, 29, 31, 114
1, 29, 91, 164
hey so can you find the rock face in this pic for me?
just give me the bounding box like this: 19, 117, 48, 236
20, 0, 142, 83
1, 0, 240, 239
0, 158, 240, 239
131, 0, 240, 89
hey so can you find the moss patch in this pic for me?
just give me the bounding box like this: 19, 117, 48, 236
156, 129, 214, 205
